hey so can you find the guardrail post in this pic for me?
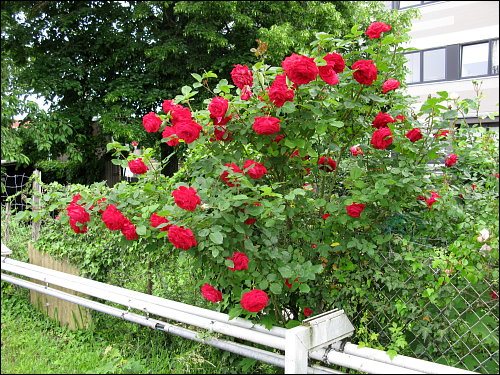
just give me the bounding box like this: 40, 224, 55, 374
285, 309, 355, 374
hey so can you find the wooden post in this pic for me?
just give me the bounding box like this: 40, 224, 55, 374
3, 202, 10, 243
32, 169, 41, 241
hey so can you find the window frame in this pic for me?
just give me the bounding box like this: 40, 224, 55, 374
405, 39, 499, 85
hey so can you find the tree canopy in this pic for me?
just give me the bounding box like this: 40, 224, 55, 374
1, 1, 407, 178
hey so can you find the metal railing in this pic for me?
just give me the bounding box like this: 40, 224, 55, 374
1, 243, 478, 374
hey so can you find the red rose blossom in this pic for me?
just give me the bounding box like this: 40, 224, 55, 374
231, 64, 253, 89
434, 129, 450, 138
350, 145, 364, 156
243, 159, 268, 179
346, 202, 365, 217
252, 116, 281, 135
220, 163, 244, 187
352, 60, 378, 85
171, 106, 192, 125
366, 22, 391, 39
162, 99, 176, 114
121, 218, 138, 240
304, 307, 313, 317
240, 289, 269, 312
395, 115, 406, 122
240, 85, 253, 100
208, 96, 229, 122
372, 112, 395, 129
418, 191, 442, 209
167, 225, 197, 250
128, 158, 149, 175
371, 127, 393, 150
268, 74, 295, 107
162, 126, 180, 146
406, 128, 423, 142
227, 252, 249, 271
174, 120, 202, 143
318, 54, 339, 85
201, 283, 223, 303
150, 213, 170, 231
322, 214, 331, 220
382, 78, 400, 93
142, 112, 162, 133
325, 52, 346, 73
101, 204, 127, 231
172, 186, 201, 211
318, 156, 337, 172
244, 218, 257, 225
282, 53, 319, 85
445, 154, 458, 167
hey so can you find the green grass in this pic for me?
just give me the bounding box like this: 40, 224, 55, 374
1, 281, 284, 374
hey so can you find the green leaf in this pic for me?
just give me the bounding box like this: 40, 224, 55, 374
191, 73, 202, 82
181, 85, 192, 96
209, 231, 224, 244
269, 282, 282, 294
350, 167, 363, 179
136, 225, 147, 236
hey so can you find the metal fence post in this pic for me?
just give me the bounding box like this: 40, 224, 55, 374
285, 325, 310, 374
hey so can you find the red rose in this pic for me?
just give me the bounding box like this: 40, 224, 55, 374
171, 106, 192, 125
318, 65, 339, 85
346, 202, 365, 217
66, 202, 90, 224
322, 214, 331, 220
167, 225, 197, 250
174, 120, 202, 143
406, 128, 423, 142
434, 129, 450, 138
220, 162, 244, 187
366, 22, 391, 39
121, 218, 138, 240
490, 290, 498, 300
445, 154, 458, 167
372, 112, 395, 129
162, 99, 176, 114
172, 186, 201, 211
150, 213, 170, 231
227, 252, 249, 271
101, 204, 127, 231
142, 112, 162, 133
243, 159, 268, 179
371, 127, 393, 150
252, 116, 281, 135
162, 126, 180, 146
352, 60, 378, 85
303, 307, 313, 317
128, 158, 149, 175
244, 218, 257, 225
395, 115, 406, 122
240, 289, 269, 312
318, 156, 337, 172
284, 277, 300, 289
268, 74, 295, 107
208, 96, 229, 122
201, 283, 223, 303
324, 53, 346, 73
418, 191, 441, 209
282, 53, 319, 85
231, 64, 253, 89
350, 145, 364, 156
382, 78, 400, 93
69, 218, 87, 234
211, 125, 233, 142
71, 194, 83, 203
240, 86, 253, 100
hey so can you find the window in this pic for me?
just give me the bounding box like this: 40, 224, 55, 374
423, 49, 446, 81
405, 39, 499, 84
404, 48, 446, 83
405, 52, 421, 83
391, 1, 440, 9
462, 43, 489, 77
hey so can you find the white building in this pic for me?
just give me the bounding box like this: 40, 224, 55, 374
387, 1, 499, 132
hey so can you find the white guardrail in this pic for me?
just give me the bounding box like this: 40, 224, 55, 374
1, 243, 477, 374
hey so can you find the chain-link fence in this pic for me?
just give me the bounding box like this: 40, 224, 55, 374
346, 243, 499, 374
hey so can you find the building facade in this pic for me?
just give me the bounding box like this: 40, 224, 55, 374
388, 1, 499, 131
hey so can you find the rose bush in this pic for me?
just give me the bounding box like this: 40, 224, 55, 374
26, 19, 498, 338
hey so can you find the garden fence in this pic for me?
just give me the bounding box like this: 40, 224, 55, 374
0, 170, 498, 374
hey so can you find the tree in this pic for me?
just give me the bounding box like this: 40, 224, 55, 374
1, 1, 399, 179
